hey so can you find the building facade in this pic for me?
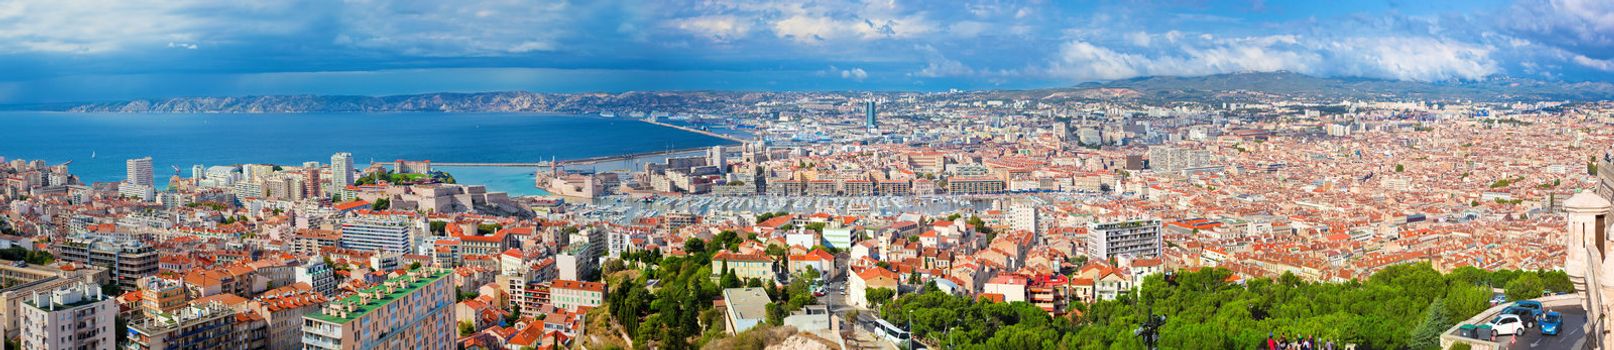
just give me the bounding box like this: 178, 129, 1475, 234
1086, 219, 1163, 260
549, 279, 604, 311
59, 234, 158, 290
127, 302, 239, 350
339, 213, 416, 254
301, 268, 454, 350
18, 282, 114, 350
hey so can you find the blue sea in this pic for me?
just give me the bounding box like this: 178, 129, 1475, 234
0, 112, 734, 196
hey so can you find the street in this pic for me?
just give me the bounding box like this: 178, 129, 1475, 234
1495, 305, 1587, 350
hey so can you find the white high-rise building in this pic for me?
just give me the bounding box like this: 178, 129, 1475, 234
708, 146, 726, 173
339, 212, 416, 254
331, 152, 354, 188
1009, 202, 1041, 234
18, 282, 115, 350
126, 157, 153, 187
1086, 218, 1163, 260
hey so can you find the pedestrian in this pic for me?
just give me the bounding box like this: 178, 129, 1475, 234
1277, 335, 1288, 350
1267, 333, 1277, 350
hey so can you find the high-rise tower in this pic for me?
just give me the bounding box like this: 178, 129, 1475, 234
865, 100, 877, 129
125, 157, 153, 187
330, 152, 354, 188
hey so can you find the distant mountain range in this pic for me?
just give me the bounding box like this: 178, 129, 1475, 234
1066, 71, 1614, 102
10, 72, 1613, 113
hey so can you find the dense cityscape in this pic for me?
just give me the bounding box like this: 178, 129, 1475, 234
13, 1, 1614, 350
0, 90, 1610, 349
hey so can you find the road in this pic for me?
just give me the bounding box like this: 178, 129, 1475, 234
1494, 305, 1587, 350
819, 253, 902, 350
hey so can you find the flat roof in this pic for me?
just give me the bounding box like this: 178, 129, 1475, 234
305, 268, 448, 324
722, 287, 770, 321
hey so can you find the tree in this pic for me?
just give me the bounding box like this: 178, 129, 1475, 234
1505, 273, 1544, 301
765, 302, 786, 326
409, 262, 422, 270
684, 238, 707, 256
371, 198, 390, 210
1540, 270, 1574, 293
721, 268, 741, 289
865, 288, 896, 308
460, 321, 476, 336
1409, 298, 1450, 349
1395, 164, 1405, 172
765, 244, 787, 263
603, 259, 627, 275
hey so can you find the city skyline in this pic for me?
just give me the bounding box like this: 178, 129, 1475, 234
4, 1, 1614, 349
2, 0, 1614, 103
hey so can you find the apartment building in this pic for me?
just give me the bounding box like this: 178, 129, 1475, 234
301, 268, 454, 350
1086, 219, 1163, 260
59, 234, 158, 290
18, 282, 114, 350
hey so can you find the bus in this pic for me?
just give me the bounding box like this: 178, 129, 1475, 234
873, 318, 911, 345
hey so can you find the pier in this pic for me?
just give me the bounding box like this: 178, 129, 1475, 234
411, 120, 745, 169
428, 147, 710, 168
638, 119, 750, 143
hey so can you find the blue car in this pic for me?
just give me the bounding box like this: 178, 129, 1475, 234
1515, 300, 1544, 312
1541, 311, 1563, 336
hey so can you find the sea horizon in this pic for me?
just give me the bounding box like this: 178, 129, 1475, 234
0, 111, 736, 196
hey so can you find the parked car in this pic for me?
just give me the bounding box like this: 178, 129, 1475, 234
1489, 294, 1507, 306
1489, 314, 1529, 337
1515, 300, 1545, 313
1502, 307, 1540, 328
1541, 311, 1563, 336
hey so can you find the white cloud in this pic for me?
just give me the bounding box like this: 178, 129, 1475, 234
1507, 0, 1614, 53
1329, 37, 1498, 81
912, 45, 975, 78
0, 0, 582, 57
949, 21, 990, 38
1125, 31, 1151, 47
671, 15, 753, 42
1046, 39, 1319, 81
0, 0, 233, 54
338, 0, 574, 56
817, 65, 868, 81
1574, 55, 1614, 71
1044, 35, 1497, 82
841, 67, 868, 81
772, 14, 934, 44
1163, 30, 1183, 44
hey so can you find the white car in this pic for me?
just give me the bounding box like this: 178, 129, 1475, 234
1490, 314, 1528, 337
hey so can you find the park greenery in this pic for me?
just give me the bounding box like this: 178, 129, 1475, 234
597, 235, 1570, 350
876, 263, 1568, 350
603, 238, 725, 350
354, 169, 456, 185
0, 247, 52, 265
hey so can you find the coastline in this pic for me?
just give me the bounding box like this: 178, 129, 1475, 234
0, 111, 748, 197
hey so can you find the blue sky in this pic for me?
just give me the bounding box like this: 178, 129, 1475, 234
1, 0, 1613, 103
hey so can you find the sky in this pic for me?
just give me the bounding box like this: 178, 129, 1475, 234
2, 0, 1613, 103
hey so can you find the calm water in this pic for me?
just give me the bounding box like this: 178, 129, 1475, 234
0, 112, 733, 195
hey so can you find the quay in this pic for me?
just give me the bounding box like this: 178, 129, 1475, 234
638, 118, 750, 143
